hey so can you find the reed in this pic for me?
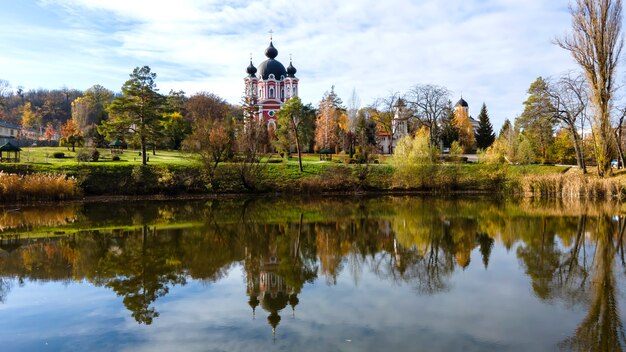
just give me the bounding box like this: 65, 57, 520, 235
0, 172, 81, 202
518, 174, 626, 200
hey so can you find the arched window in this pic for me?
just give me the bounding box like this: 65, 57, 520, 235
269, 87, 274, 98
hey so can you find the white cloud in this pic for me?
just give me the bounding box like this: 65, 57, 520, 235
1, 0, 583, 128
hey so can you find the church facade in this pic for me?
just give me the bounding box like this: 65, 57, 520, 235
244, 40, 299, 130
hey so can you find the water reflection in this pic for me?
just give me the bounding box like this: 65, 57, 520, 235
0, 197, 625, 350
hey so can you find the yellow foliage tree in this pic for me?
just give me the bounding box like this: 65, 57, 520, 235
21, 102, 41, 129
454, 107, 475, 153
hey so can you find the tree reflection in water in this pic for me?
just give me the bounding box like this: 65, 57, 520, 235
0, 197, 624, 346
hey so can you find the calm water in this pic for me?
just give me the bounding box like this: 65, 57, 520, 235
0, 197, 625, 351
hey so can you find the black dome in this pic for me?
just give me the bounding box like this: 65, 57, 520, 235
456, 98, 468, 107
258, 59, 286, 80
265, 41, 278, 59
246, 60, 257, 76
287, 61, 297, 77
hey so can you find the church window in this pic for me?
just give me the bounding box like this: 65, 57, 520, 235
269, 87, 274, 98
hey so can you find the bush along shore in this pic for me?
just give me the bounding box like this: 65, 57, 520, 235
3, 159, 624, 202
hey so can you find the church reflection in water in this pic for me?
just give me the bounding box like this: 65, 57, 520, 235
245, 244, 300, 336
0, 197, 625, 349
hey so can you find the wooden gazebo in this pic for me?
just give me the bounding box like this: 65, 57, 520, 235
109, 139, 126, 154
0, 142, 21, 162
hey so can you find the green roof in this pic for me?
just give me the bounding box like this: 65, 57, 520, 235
0, 142, 21, 152
109, 139, 125, 147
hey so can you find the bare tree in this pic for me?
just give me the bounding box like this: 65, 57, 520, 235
0, 79, 9, 108
556, 0, 624, 176
546, 72, 589, 172
347, 88, 361, 133
370, 91, 402, 141
405, 84, 451, 145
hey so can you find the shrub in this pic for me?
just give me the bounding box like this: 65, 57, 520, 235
112, 155, 121, 161
76, 149, 100, 162
52, 152, 65, 159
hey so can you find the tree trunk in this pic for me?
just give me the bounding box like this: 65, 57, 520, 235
614, 128, 625, 169
295, 133, 303, 172
569, 124, 586, 173
141, 138, 147, 165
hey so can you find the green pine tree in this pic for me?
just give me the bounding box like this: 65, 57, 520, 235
475, 103, 495, 149
103, 66, 164, 165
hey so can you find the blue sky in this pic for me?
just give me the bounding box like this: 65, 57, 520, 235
0, 0, 580, 129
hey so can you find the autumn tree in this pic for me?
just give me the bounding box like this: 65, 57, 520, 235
185, 92, 232, 124
60, 119, 84, 152
453, 105, 475, 153
183, 118, 232, 180
315, 87, 343, 153
104, 66, 164, 165
21, 102, 41, 129
475, 103, 495, 149
556, 0, 624, 176
44, 122, 55, 142
275, 97, 315, 172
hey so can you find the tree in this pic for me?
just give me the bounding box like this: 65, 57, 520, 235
556, 0, 624, 176
440, 101, 459, 148
546, 72, 588, 172
275, 97, 314, 172
104, 66, 164, 165
185, 92, 232, 124
370, 92, 401, 142
183, 117, 232, 180
21, 102, 41, 129
60, 119, 84, 152
44, 122, 55, 142
552, 128, 577, 164
475, 103, 495, 149
516, 77, 556, 163
0, 79, 9, 108
162, 91, 191, 150
72, 85, 114, 131
406, 84, 451, 144
354, 109, 377, 148
454, 105, 475, 153
315, 87, 343, 153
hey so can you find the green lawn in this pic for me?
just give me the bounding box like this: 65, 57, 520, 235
12, 147, 201, 172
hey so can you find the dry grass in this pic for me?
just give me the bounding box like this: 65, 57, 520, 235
0, 172, 81, 202
519, 173, 626, 200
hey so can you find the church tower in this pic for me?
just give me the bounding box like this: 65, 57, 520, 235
244, 37, 298, 131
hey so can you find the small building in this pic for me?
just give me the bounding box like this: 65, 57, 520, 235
0, 121, 20, 145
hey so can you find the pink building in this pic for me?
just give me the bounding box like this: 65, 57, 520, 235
244, 40, 299, 131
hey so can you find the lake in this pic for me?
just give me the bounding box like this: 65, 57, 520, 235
0, 196, 624, 351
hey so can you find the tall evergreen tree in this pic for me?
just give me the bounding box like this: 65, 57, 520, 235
104, 66, 164, 165
475, 103, 495, 149
516, 77, 556, 163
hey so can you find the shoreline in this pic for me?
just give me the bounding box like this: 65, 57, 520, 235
0, 189, 502, 207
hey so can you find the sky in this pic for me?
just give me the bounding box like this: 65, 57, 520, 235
0, 0, 581, 129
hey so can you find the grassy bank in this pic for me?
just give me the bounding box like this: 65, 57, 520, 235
0, 146, 614, 201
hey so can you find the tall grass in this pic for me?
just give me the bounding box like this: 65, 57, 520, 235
0, 172, 80, 202
518, 174, 626, 200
